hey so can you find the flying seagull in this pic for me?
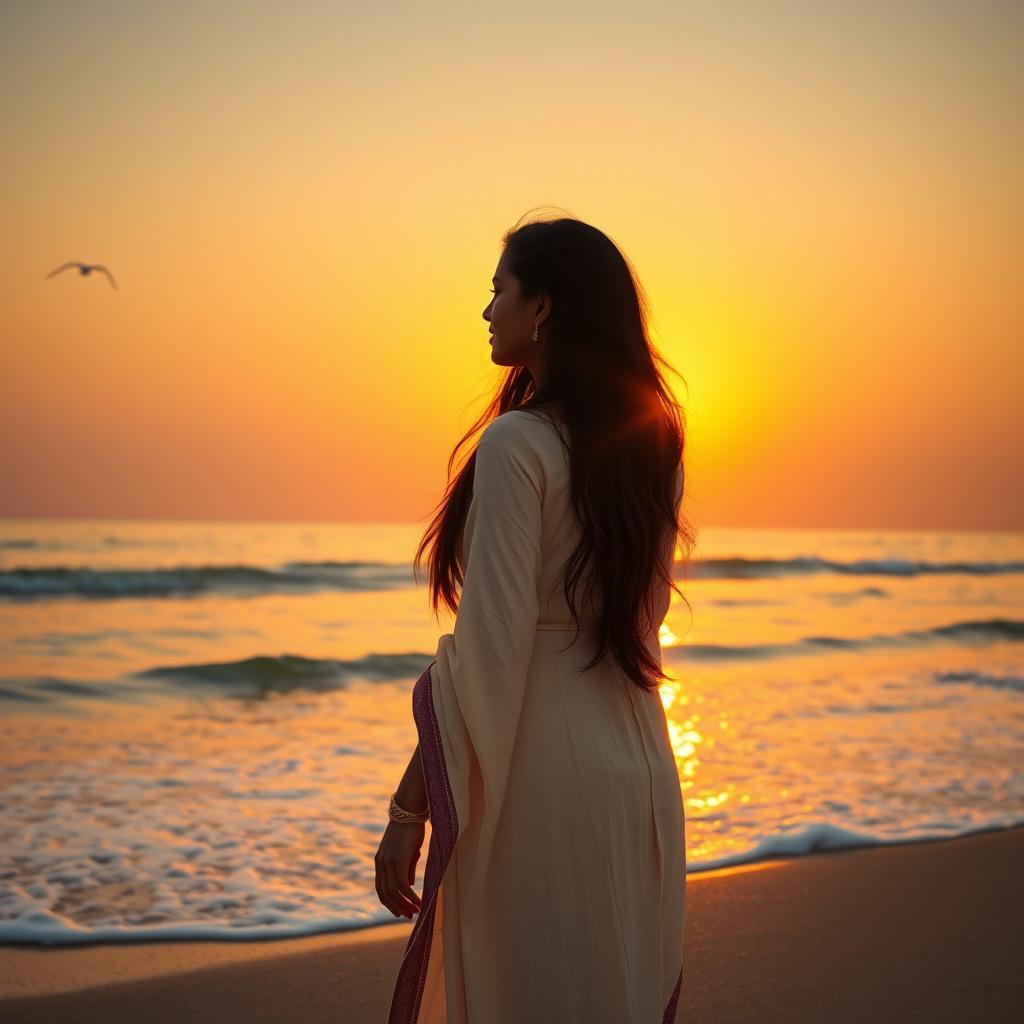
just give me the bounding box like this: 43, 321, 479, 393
45, 262, 119, 291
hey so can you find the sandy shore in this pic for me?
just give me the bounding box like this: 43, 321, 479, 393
2, 826, 1021, 1022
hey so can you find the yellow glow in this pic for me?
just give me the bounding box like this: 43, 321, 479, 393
1, 5, 1019, 527
659, 622, 682, 649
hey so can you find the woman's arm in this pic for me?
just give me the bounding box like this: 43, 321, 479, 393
394, 742, 428, 815
376, 742, 428, 919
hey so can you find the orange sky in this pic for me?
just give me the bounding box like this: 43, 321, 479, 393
1, 1, 1021, 529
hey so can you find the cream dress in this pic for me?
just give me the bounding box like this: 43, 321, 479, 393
388, 409, 685, 1024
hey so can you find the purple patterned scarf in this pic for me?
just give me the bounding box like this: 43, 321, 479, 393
387, 661, 457, 1023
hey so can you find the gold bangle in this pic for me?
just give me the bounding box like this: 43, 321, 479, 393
389, 792, 429, 824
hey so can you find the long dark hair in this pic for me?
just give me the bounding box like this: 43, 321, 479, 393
413, 211, 696, 692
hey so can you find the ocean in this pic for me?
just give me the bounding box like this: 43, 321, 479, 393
1, 519, 1022, 946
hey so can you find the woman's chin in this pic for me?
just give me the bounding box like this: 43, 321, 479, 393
488, 339, 527, 368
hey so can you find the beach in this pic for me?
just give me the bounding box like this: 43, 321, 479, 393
2, 825, 1020, 1023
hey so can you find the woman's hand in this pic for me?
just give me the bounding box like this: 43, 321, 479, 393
375, 820, 425, 919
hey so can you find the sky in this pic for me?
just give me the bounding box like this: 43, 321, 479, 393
1, 0, 1021, 530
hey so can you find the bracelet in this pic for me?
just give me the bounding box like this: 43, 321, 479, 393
389, 792, 430, 824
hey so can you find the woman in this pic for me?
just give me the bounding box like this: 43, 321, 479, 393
379, 212, 695, 1023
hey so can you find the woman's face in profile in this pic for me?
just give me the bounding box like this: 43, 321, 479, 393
483, 256, 532, 367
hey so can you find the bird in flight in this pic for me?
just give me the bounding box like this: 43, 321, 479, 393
45, 262, 119, 291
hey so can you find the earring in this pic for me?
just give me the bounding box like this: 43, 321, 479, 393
532, 323, 539, 343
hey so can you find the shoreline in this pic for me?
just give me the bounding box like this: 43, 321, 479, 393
2, 826, 1022, 1021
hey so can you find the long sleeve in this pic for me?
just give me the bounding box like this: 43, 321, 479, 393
391, 416, 546, 1023
427, 417, 545, 876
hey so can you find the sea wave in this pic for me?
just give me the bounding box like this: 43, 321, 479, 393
0, 821, 1019, 947
137, 651, 433, 695
0, 535, 183, 551
3, 621, 1022, 707
3, 553, 1022, 599
933, 669, 1024, 693
690, 555, 1024, 579
0, 651, 435, 704
7, 551, 1024, 602
686, 820, 1024, 873
664, 617, 1024, 662
0, 561, 413, 599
